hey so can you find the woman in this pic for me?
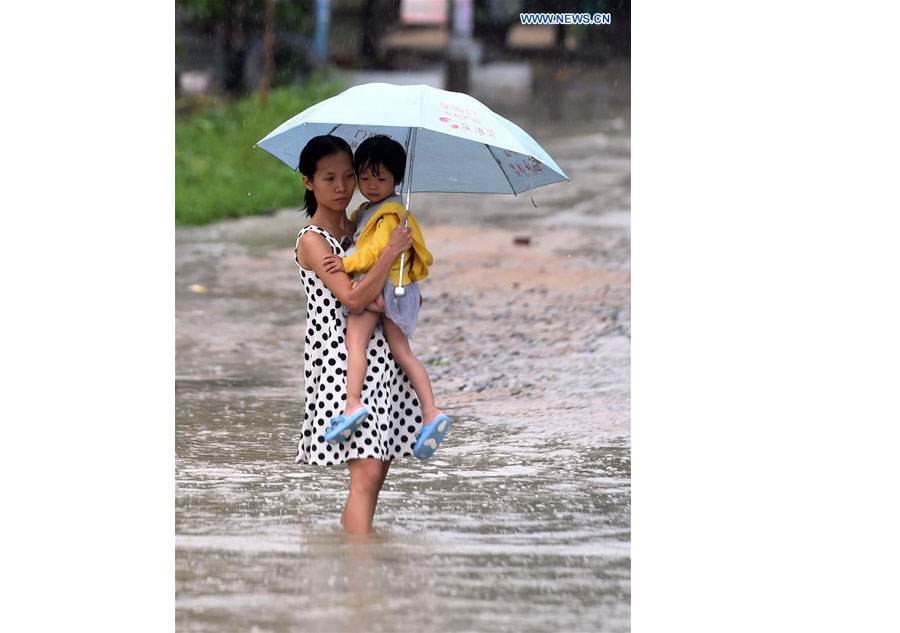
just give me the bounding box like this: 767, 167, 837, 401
292, 135, 419, 534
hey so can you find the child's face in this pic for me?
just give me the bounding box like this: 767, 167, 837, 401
357, 163, 396, 203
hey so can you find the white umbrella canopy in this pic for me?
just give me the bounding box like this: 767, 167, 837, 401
255, 82, 569, 195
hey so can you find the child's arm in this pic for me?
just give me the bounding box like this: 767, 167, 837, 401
341, 214, 401, 275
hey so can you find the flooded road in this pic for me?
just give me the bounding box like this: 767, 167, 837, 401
176, 60, 630, 632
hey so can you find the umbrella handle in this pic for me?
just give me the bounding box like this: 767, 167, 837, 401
395, 128, 417, 298
394, 212, 409, 297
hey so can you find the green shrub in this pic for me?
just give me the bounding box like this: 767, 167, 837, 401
175, 74, 346, 225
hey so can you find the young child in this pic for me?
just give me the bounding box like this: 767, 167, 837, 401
321, 135, 451, 461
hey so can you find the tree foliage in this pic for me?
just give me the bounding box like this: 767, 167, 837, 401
176, 0, 315, 35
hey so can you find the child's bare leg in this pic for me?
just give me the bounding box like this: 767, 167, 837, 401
382, 318, 441, 423
344, 310, 382, 415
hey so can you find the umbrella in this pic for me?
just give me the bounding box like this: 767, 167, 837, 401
255, 82, 569, 293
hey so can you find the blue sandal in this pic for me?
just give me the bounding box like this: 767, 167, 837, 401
325, 407, 369, 443
414, 414, 452, 461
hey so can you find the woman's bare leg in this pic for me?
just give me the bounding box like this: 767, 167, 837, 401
343, 458, 387, 533
342, 459, 390, 526
379, 459, 392, 485
382, 318, 442, 423
343, 310, 381, 415
374, 460, 391, 511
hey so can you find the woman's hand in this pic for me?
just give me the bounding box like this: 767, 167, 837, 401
366, 294, 385, 313
322, 253, 345, 274
348, 281, 384, 313
386, 209, 413, 257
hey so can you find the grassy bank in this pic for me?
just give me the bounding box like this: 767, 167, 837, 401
175, 75, 346, 226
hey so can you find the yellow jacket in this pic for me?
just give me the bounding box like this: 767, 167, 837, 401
344, 199, 433, 286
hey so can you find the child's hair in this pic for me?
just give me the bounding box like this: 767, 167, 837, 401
297, 135, 354, 217
354, 135, 407, 189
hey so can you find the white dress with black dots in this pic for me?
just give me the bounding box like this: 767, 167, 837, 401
294, 225, 423, 466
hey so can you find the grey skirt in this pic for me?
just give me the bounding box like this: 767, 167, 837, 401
382, 278, 421, 339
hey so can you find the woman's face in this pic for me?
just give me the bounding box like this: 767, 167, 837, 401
302, 151, 356, 213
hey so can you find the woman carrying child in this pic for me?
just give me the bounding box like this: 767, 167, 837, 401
292, 134, 447, 534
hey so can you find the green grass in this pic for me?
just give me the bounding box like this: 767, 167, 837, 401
175, 74, 346, 226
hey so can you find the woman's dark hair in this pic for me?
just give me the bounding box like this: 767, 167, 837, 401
354, 135, 407, 188
297, 135, 354, 217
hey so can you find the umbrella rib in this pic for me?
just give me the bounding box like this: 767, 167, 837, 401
484, 144, 518, 196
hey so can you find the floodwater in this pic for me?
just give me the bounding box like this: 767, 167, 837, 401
176, 60, 631, 632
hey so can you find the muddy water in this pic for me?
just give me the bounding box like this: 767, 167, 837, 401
176, 60, 630, 632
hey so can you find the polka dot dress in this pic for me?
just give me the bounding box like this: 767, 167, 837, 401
293, 225, 423, 466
